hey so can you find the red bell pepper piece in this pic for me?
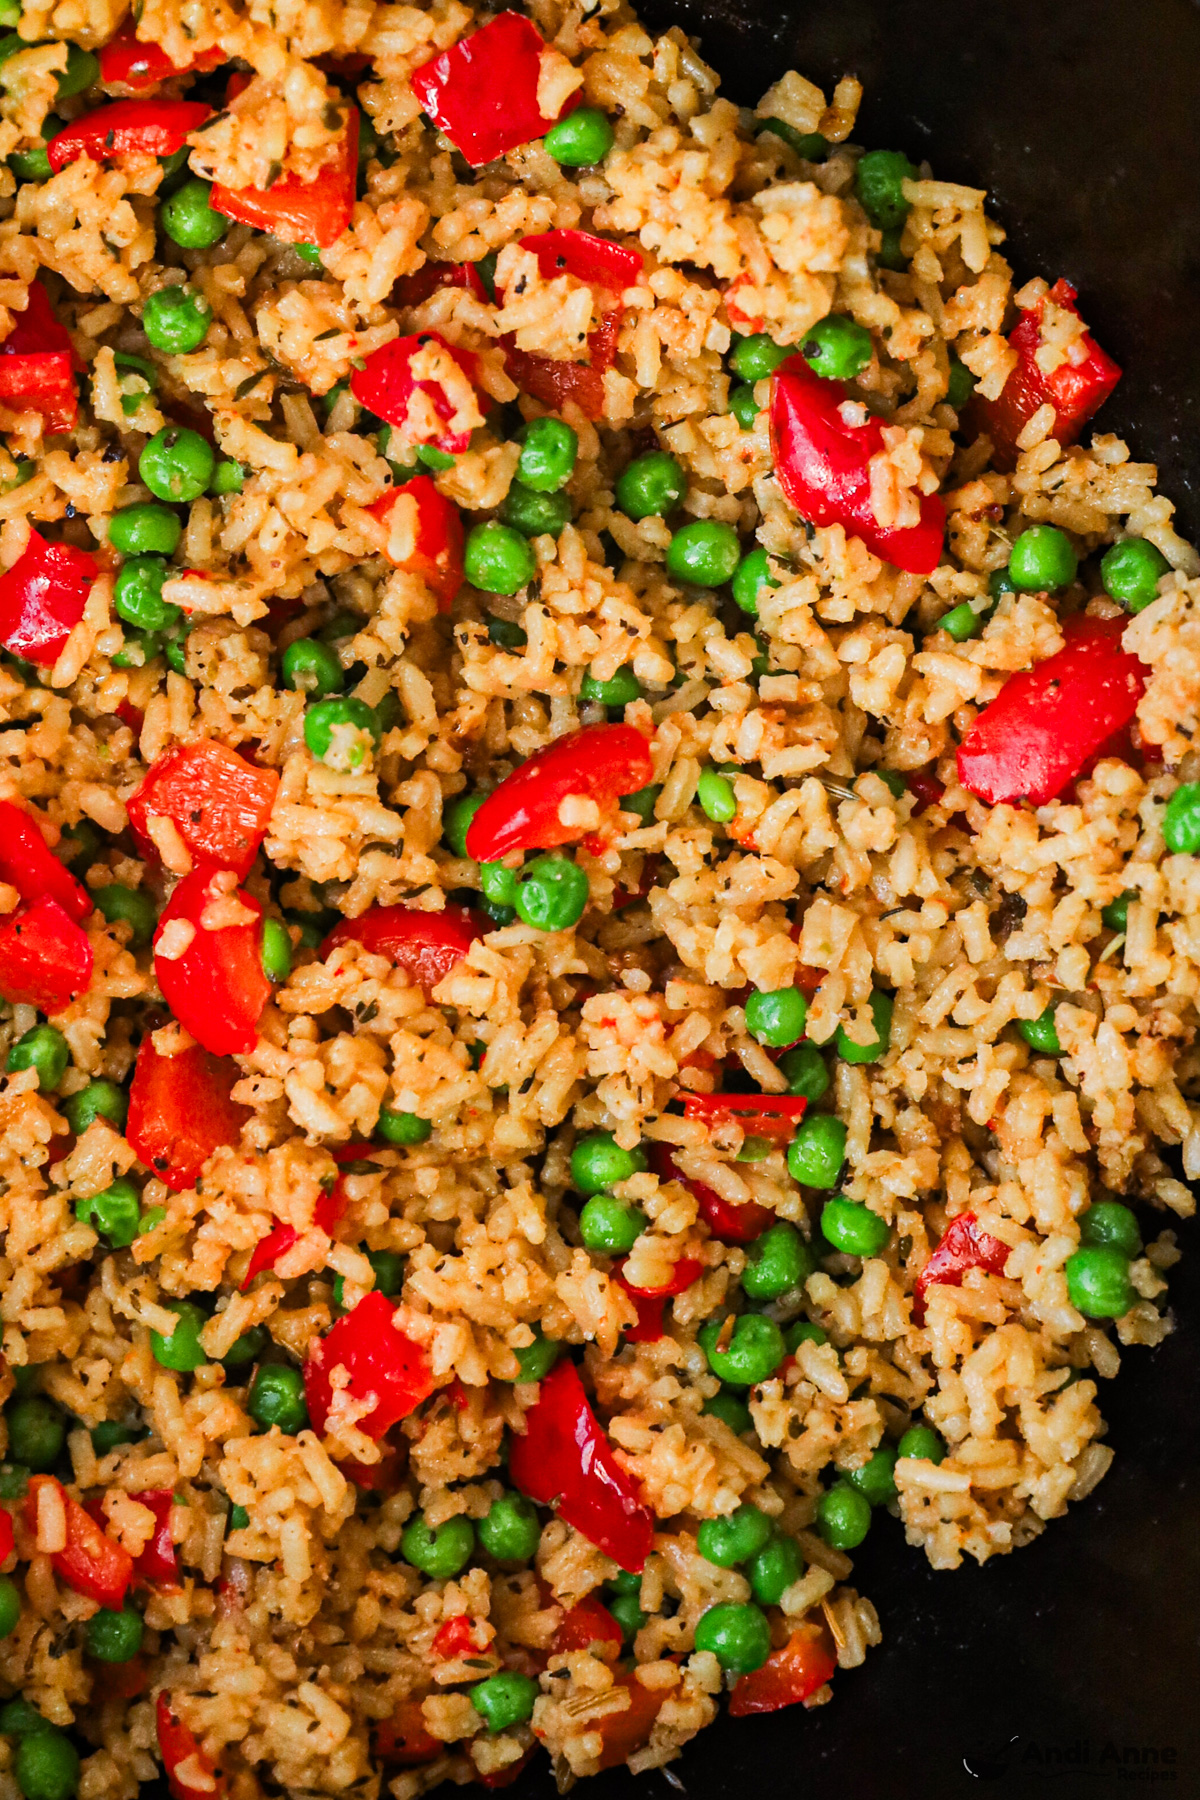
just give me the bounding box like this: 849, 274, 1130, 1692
0, 800, 91, 923
503, 310, 621, 421
211, 108, 358, 249
769, 357, 946, 575
650, 1145, 773, 1245
728, 1623, 837, 1716
241, 1179, 345, 1289
682, 1091, 807, 1146
0, 280, 82, 433
975, 279, 1121, 471
518, 230, 642, 294
375, 1699, 441, 1767
0, 1506, 13, 1565
432, 1613, 488, 1659
550, 1593, 622, 1658
0, 897, 92, 1012
127, 740, 280, 880
336, 1443, 407, 1491
592, 1676, 665, 1769
97, 28, 223, 91
613, 1256, 704, 1343
303, 1288, 437, 1439
366, 474, 464, 610
907, 768, 946, 814
464, 725, 653, 862
321, 902, 482, 996
153, 867, 271, 1057
0, 528, 96, 666
912, 1211, 1010, 1325
131, 1489, 178, 1586
509, 1359, 654, 1571
25, 1475, 133, 1608
126, 1035, 251, 1192
410, 12, 580, 167
393, 261, 488, 307
350, 331, 482, 455
48, 100, 212, 171
156, 1693, 224, 1800
956, 615, 1148, 808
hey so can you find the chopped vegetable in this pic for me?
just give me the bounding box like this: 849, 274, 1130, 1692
410, 13, 581, 167
127, 740, 280, 878
152, 867, 271, 1056
321, 902, 482, 995
47, 99, 212, 170
975, 278, 1121, 469
211, 109, 358, 247
303, 1288, 437, 1438
0, 529, 96, 666
464, 724, 653, 860
125, 1035, 251, 1193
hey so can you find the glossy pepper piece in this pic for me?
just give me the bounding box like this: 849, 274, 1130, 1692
127, 740, 280, 879
410, 12, 581, 167
366, 474, 464, 609
156, 1693, 224, 1800
374, 1699, 441, 1767
431, 1613, 489, 1660
464, 724, 653, 861
508, 1358, 654, 1570
0, 896, 92, 1012
153, 867, 271, 1057
518, 229, 642, 294
650, 1144, 774, 1245
351, 330, 482, 454
241, 1179, 345, 1289
728, 1623, 838, 1716
126, 1036, 251, 1192
593, 1675, 666, 1769
211, 107, 358, 248
912, 1211, 1010, 1325
0, 800, 92, 922
47, 99, 213, 171
0, 279, 83, 433
0, 528, 96, 666
682, 1090, 808, 1146
769, 356, 945, 574
550, 1593, 623, 1658
130, 1489, 178, 1586
613, 1255, 704, 1343
25, 1474, 133, 1608
98, 28, 223, 90
393, 261, 489, 307
956, 616, 1148, 807
303, 1287, 437, 1438
321, 902, 482, 996
502, 230, 640, 421
975, 279, 1121, 471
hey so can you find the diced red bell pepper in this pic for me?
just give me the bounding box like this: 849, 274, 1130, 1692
393, 261, 488, 307
907, 768, 946, 814
304, 1288, 437, 1439
912, 1211, 1010, 1325
650, 1144, 773, 1245
375, 1699, 441, 1767
97, 28, 223, 91
0, 800, 92, 922
769, 357, 946, 575
432, 1613, 488, 1659
550, 1593, 622, 1658
0, 280, 82, 433
241, 1178, 345, 1289
0, 1506, 13, 1565
48, 100, 212, 171
613, 1255, 704, 1343
503, 309, 621, 421
153, 867, 270, 1057
518, 230, 642, 294
465, 725, 653, 862
975, 279, 1121, 471
131, 1489, 178, 1586
682, 1091, 807, 1146
156, 1693, 224, 1800
366, 475, 464, 610
593, 1676, 665, 1770
410, 12, 581, 167
350, 330, 482, 455
321, 902, 482, 996
335, 1442, 407, 1491
728, 1623, 837, 1716
127, 740, 280, 880
0, 896, 92, 1012
126, 1035, 251, 1192
509, 1359, 653, 1571
25, 1475, 133, 1608
2, 280, 83, 368
956, 615, 1148, 808
0, 528, 96, 666
211, 108, 358, 249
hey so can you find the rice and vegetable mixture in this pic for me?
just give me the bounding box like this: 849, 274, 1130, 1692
0, 0, 1194, 1793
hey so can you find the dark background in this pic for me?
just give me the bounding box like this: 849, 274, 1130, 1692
525, 3, 1200, 1796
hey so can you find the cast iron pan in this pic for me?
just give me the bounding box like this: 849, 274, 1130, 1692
521, 4, 1200, 1797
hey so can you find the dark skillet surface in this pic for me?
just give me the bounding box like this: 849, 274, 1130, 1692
515, 4, 1200, 1798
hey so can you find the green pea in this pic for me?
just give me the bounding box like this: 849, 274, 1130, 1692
989, 565, 1017, 601
14, 1726, 79, 1800
693, 1600, 770, 1673
696, 767, 736, 824
247, 1364, 308, 1433
6, 1396, 65, 1472
90, 1421, 141, 1456
137, 1206, 166, 1238
94, 885, 156, 948
746, 1531, 803, 1605
139, 426, 215, 504
1101, 889, 1136, 932
304, 696, 381, 769
160, 177, 229, 249
477, 1491, 541, 1563
1008, 525, 1078, 593
615, 450, 685, 521
1065, 1245, 1134, 1320
820, 1196, 889, 1257
56, 41, 98, 97
782, 1319, 828, 1354
580, 664, 640, 709
897, 1424, 946, 1464
108, 504, 181, 557
362, 1249, 405, 1297
85, 1606, 143, 1663
221, 1325, 268, 1369
801, 315, 873, 382
855, 148, 917, 230
469, 1670, 538, 1732
815, 1480, 872, 1549
150, 1301, 208, 1372
729, 334, 788, 383
259, 917, 291, 984
700, 1389, 753, 1434
756, 119, 827, 159
511, 1331, 559, 1383
480, 863, 519, 911
571, 1132, 646, 1196
281, 637, 344, 697
1078, 1201, 1142, 1259
75, 1177, 142, 1249
486, 615, 527, 650
745, 986, 807, 1048
443, 791, 486, 859
0, 1576, 20, 1638
579, 1194, 647, 1255
1018, 1005, 1061, 1055
728, 383, 761, 431
608, 1590, 646, 1641
777, 1042, 830, 1104
401, 1511, 475, 1578
742, 1221, 815, 1302
516, 416, 578, 491
731, 545, 779, 617
696, 1502, 773, 1568
0, 1698, 48, 1738
6, 1024, 68, 1091
464, 520, 536, 596
934, 600, 986, 642
1100, 537, 1170, 613
114, 555, 181, 633
1163, 782, 1200, 855
834, 991, 893, 1064
666, 519, 741, 588
141, 285, 213, 356
787, 1114, 847, 1188
111, 627, 161, 671
543, 106, 614, 166
63, 1079, 127, 1137
844, 1445, 898, 1506
946, 356, 976, 410
620, 783, 660, 824
376, 1106, 431, 1145
500, 480, 571, 539
698, 1313, 785, 1387
513, 854, 589, 931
